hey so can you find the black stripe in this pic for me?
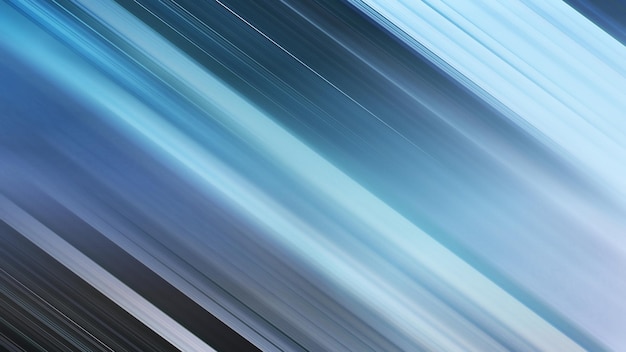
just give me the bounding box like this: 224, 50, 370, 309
1, 189, 261, 352
0, 220, 179, 352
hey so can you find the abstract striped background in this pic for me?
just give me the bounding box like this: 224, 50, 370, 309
1, 0, 625, 351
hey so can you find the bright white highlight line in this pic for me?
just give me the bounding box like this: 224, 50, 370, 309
0, 195, 216, 352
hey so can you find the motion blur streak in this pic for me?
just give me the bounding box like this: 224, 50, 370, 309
0, 196, 216, 352
0, 0, 624, 351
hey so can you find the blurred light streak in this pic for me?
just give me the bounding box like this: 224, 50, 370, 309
0, 195, 215, 352
1, 0, 625, 350
351, 0, 626, 201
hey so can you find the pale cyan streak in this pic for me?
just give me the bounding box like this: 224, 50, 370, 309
0, 0, 588, 350
351, 0, 626, 206
280, 3, 626, 343
279, 0, 626, 263
349, 1, 626, 348
0, 195, 216, 352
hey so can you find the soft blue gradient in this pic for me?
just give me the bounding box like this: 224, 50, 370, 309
1, 0, 625, 351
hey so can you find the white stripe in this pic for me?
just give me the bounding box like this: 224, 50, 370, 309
0, 195, 215, 352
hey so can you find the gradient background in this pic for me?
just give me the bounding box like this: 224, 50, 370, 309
1, 0, 626, 351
